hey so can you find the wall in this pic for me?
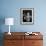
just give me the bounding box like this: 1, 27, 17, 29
0, 0, 46, 46
0, 0, 46, 32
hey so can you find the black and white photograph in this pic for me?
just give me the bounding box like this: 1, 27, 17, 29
20, 8, 34, 24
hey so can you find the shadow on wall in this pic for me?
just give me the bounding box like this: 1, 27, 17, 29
0, 16, 5, 46
0, 16, 5, 32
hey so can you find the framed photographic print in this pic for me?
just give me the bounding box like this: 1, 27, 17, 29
20, 8, 34, 24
